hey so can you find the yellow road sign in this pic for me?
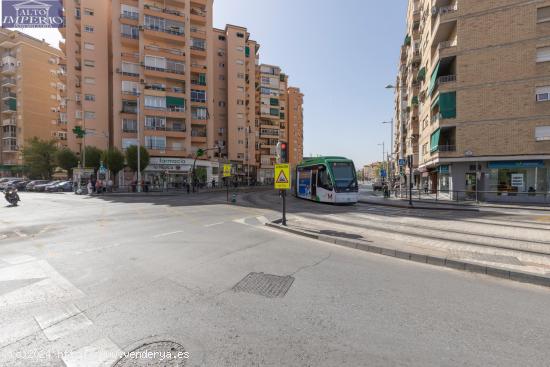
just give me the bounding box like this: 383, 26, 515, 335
223, 164, 232, 177
274, 164, 291, 190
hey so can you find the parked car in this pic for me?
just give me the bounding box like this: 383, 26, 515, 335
15, 180, 30, 190
25, 180, 51, 191
45, 181, 73, 192
33, 181, 60, 192
0, 179, 27, 190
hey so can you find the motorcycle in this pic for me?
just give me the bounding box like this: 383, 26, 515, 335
4, 187, 20, 206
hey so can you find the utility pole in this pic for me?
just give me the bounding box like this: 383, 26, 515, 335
136, 92, 141, 193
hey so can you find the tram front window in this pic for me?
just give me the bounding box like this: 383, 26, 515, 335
331, 162, 357, 192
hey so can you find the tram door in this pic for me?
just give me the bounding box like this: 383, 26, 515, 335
311, 170, 317, 197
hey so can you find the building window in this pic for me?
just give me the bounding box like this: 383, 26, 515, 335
84, 42, 95, 50
145, 136, 166, 150
191, 89, 207, 103
219, 75, 225, 80
237, 113, 244, 119
237, 86, 244, 92
122, 81, 139, 95
144, 95, 166, 109
536, 126, 550, 141
84, 25, 94, 32
85, 94, 95, 101
237, 99, 244, 105
218, 35, 226, 41
84, 8, 94, 16
237, 73, 245, 79
236, 60, 244, 65
236, 32, 244, 38
84, 111, 95, 120
121, 62, 140, 76
536, 86, 550, 101
83, 59, 95, 67
536, 47, 550, 62
121, 4, 139, 19
191, 38, 206, 51
84, 77, 95, 84
236, 46, 244, 52
122, 119, 137, 132
122, 138, 138, 149
538, 6, 550, 22
144, 55, 167, 70
121, 24, 139, 39
192, 107, 208, 120
145, 116, 166, 129
218, 101, 226, 107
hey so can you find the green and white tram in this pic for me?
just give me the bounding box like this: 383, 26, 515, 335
295, 157, 359, 204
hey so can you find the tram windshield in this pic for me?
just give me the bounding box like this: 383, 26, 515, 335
330, 162, 357, 190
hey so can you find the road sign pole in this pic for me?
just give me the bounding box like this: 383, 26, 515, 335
227, 180, 229, 202
408, 155, 413, 207
282, 189, 287, 226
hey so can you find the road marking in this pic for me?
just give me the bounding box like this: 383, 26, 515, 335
62, 338, 123, 367
0, 234, 7, 240
204, 221, 224, 228
0, 260, 84, 308
0, 316, 40, 348
13, 230, 27, 238
0, 253, 36, 265
152, 230, 184, 238
34, 303, 93, 341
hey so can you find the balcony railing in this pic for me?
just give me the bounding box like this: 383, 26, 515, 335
144, 44, 184, 56
431, 113, 441, 124
1, 78, 16, 86
191, 130, 207, 137
120, 11, 139, 20
144, 65, 185, 75
438, 39, 457, 50
437, 75, 456, 84
437, 145, 456, 152
144, 23, 184, 36
121, 32, 139, 40
144, 4, 184, 17
436, 4, 458, 16
2, 92, 16, 99
145, 125, 186, 132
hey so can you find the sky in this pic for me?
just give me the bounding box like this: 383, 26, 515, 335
10, 0, 407, 168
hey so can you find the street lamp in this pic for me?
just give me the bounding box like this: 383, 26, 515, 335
377, 142, 385, 182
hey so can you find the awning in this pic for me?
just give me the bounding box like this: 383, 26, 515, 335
417, 67, 426, 81
428, 61, 440, 96
245, 46, 250, 57
439, 91, 456, 119
404, 34, 411, 46
430, 128, 441, 153
166, 96, 185, 107
411, 96, 419, 106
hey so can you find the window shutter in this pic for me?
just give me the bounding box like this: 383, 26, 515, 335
536, 47, 550, 62
538, 6, 550, 21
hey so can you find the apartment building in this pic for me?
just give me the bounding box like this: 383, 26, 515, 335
287, 87, 304, 166
395, 0, 550, 202
212, 25, 259, 182
60, 0, 111, 158
0, 30, 63, 174
256, 64, 288, 183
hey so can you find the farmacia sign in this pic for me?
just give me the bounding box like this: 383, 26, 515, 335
2, 0, 65, 28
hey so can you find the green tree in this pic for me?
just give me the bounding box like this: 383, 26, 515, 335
83, 146, 103, 171
102, 147, 125, 179
55, 148, 79, 177
195, 167, 207, 183
22, 138, 58, 179
125, 145, 150, 174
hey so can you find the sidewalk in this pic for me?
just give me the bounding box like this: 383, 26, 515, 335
266, 215, 550, 288
361, 194, 550, 212
89, 186, 271, 198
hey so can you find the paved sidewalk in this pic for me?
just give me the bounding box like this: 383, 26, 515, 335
88, 186, 271, 197
361, 195, 550, 212
266, 215, 550, 288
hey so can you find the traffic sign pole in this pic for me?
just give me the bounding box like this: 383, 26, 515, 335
282, 189, 287, 226
274, 163, 290, 226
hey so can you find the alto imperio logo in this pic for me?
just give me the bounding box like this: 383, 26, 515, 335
2, 0, 64, 28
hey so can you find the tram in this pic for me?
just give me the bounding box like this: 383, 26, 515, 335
295, 157, 359, 204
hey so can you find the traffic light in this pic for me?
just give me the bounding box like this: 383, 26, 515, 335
280, 142, 288, 163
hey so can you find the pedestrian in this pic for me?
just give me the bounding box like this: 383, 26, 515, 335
107, 178, 113, 193
212, 178, 216, 188
424, 181, 429, 194
87, 180, 93, 195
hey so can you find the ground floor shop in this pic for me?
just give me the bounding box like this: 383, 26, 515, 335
418, 158, 550, 203
121, 157, 220, 190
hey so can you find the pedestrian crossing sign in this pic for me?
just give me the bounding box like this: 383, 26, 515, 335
274, 164, 291, 190
223, 164, 232, 177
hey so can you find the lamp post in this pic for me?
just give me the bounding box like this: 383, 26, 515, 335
377, 142, 385, 182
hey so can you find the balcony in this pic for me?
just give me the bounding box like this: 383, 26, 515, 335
143, 4, 184, 20
2, 92, 16, 100
2, 118, 16, 126
190, 7, 207, 24
2, 99, 16, 113
144, 44, 185, 59
437, 145, 456, 152
1, 65, 17, 75
1, 78, 15, 87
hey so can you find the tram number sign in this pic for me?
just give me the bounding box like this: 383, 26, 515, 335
274, 164, 291, 190
223, 164, 232, 177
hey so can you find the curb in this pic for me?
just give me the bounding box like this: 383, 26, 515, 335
92, 187, 272, 198
265, 222, 550, 288
359, 199, 479, 212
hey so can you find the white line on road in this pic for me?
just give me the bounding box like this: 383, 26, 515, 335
62, 338, 123, 367
152, 230, 184, 238
34, 303, 93, 341
0, 234, 7, 240
13, 230, 27, 238
204, 222, 224, 228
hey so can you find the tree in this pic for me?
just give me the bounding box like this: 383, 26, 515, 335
55, 148, 79, 177
22, 138, 58, 179
83, 146, 103, 171
102, 147, 125, 178
125, 145, 150, 174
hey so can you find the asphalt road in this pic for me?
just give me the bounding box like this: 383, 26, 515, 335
0, 191, 549, 366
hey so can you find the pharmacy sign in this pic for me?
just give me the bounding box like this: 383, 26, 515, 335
2, 0, 65, 28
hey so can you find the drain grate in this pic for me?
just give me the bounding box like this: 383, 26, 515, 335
113, 341, 188, 366
233, 272, 295, 298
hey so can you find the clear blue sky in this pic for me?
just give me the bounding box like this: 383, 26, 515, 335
15, 0, 407, 168
214, 0, 408, 167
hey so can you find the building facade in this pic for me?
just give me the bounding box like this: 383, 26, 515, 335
396, 0, 550, 202
287, 87, 304, 166
57, 0, 302, 186
0, 30, 63, 174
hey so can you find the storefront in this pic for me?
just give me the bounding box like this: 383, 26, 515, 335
487, 160, 549, 195
141, 157, 219, 190
437, 165, 450, 192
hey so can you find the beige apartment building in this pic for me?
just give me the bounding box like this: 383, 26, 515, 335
58, 0, 303, 186
60, 0, 111, 157
287, 87, 304, 166
0, 30, 64, 175
395, 0, 550, 202
213, 25, 259, 182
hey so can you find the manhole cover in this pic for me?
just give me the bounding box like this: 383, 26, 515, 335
233, 272, 295, 298
113, 341, 188, 366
